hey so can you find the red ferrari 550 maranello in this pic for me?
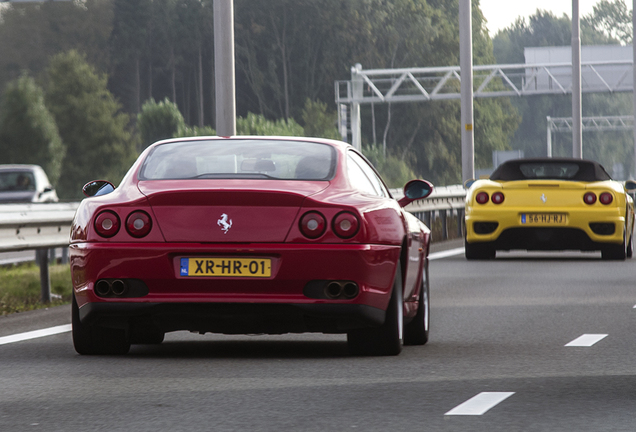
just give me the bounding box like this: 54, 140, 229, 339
70, 136, 433, 356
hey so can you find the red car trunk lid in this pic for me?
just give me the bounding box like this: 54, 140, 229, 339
138, 180, 328, 242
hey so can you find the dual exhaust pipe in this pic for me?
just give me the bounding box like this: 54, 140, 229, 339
325, 281, 359, 300
95, 279, 128, 297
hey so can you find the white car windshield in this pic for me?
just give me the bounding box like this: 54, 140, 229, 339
0, 171, 36, 192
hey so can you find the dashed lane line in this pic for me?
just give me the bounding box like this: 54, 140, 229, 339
0, 324, 71, 346
445, 392, 515, 416
565, 334, 608, 347
429, 247, 464, 260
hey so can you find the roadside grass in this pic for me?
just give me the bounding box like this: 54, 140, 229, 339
0, 263, 72, 316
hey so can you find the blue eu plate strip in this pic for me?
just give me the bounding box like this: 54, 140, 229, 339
180, 258, 189, 276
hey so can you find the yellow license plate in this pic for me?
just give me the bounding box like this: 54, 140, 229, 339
521, 213, 566, 225
180, 258, 272, 277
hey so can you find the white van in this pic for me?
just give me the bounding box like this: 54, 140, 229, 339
0, 165, 59, 203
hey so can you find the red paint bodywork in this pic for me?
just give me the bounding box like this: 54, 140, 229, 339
70, 136, 431, 335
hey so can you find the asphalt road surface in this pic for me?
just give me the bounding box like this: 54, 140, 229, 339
2, 242, 636, 431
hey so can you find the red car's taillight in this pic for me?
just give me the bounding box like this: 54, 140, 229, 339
126, 211, 152, 238
299, 211, 326, 239
332, 212, 360, 239
599, 192, 613, 205
475, 192, 489, 204
491, 192, 505, 204
584, 192, 597, 205
94, 211, 120, 238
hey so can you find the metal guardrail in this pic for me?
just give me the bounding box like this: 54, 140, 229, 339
0, 186, 468, 302
0, 202, 79, 253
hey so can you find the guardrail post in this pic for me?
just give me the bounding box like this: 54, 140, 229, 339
61, 247, 69, 264
456, 209, 464, 238
441, 210, 448, 240
36, 249, 51, 304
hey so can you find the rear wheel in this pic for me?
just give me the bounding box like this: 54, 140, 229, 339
627, 235, 633, 258
347, 262, 403, 356
465, 238, 496, 260
601, 231, 627, 261
72, 294, 130, 355
404, 262, 429, 346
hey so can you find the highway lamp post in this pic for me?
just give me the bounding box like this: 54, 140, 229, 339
213, 0, 236, 137
572, 0, 583, 159
633, 0, 636, 177
459, 0, 474, 183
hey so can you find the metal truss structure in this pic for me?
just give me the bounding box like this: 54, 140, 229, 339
336, 61, 635, 149
546, 115, 634, 157
335, 61, 634, 105
548, 115, 634, 132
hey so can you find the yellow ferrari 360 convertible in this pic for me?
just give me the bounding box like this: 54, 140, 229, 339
464, 158, 636, 260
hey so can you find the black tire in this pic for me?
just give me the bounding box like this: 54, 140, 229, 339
601, 231, 627, 261
404, 262, 430, 346
72, 293, 130, 355
627, 235, 633, 258
465, 238, 496, 260
347, 262, 403, 356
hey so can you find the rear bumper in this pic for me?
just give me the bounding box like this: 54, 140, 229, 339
79, 302, 385, 334
465, 206, 626, 249
70, 242, 400, 333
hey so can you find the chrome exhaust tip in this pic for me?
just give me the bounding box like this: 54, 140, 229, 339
325, 282, 343, 299
111, 279, 127, 296
342, 282, 359, 299
95, 280, 111, 296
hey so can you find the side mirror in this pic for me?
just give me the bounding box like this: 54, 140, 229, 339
464, 179, 476, 189
83, 180, 115, 197
39, 186, 54, 198
625, 180, 636, 191
397, 179, 433, 207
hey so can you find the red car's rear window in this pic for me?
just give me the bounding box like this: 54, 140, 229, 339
139, 139, 337, 181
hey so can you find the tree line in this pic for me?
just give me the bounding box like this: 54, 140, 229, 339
1, 0, 630, 200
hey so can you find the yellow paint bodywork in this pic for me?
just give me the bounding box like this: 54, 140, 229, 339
465, 179, 634, 246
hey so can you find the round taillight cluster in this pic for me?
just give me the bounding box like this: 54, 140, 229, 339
599, 192, 613, 205
94, 210, 153, 238
299, 211, 326, 239
475, 192, 489, 204
299, 211, 360, 240
94, 211, 120, 238
583, 192, 597, 205
126, 211, 152, 238
332, 212, 360, 239
491, 192, 505, 204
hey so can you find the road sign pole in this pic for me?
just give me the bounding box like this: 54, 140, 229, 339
459, 0, 474, 182
572, 0, 583, 158
214, 0, 236, 136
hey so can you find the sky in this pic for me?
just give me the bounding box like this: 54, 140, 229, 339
479, 0, 602, 36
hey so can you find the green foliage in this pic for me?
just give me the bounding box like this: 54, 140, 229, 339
0, 0, 522, 186
176, 124, 216, 138
362, 144, 418, 188
45, 50, 137, 199
236, 112, 304, 136
138, 98, 186, 148
301, 99, 340, 140
583, 0, 632, 44
0, 74, 65, 185
0, 264, 72, 316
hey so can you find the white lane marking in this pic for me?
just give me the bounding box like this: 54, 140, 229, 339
445, 392, 515, 416
565, 334, 608, 347
0, 324, 71, 346
429, 247, 464, 260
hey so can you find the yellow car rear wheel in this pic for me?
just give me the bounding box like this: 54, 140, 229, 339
465, 238, 496, 260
